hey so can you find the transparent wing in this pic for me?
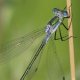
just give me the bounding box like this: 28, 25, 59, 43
0, 27, 45, 63
20, 39, 46, 80
45, 37, 65, 80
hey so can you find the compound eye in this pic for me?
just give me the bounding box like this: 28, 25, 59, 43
63, 11, 68, 17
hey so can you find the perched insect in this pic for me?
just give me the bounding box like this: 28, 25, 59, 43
0, 5, 78, 80
20, 6, 72, 80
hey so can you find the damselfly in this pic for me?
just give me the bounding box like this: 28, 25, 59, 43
0, 5, 78, 80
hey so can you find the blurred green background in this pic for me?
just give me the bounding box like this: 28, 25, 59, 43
0, 0, 80, 80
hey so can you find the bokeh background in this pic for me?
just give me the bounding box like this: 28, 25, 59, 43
0, 0, 80, 80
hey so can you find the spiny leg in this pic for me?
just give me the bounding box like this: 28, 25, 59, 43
61, 22, 71, 30
54, 27, 68, 41
54, 30, 63, 40
59, 27, 75, 41
59, 27, 68, 41
54, 27, 77, 41
54, 29, 67, 40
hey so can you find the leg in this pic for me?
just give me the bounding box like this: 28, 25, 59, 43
63, 3, 72, 11
54, 30, 63, 40
63, 3, 72, 19
62, 6, 72, 30
59, 27, 67, 41
59, 27, 74, 41
54, 29, 68, 41
54, 27, 75, 41
61, 22, 71, 30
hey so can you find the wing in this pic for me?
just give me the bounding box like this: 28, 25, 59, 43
45, 37, 65, 80
20, 39, 46, 80
0, 27, 45, 63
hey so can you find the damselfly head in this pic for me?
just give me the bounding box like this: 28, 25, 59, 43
53, 8, 63, 19
53, 8, 69, 18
